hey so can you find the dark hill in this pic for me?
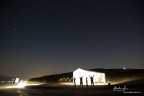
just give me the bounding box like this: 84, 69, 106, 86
29, 72, 72, 82
29, 69, 144, 85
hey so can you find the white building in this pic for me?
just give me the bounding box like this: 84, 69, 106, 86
73, 68, 106, 85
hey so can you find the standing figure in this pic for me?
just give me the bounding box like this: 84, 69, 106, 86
79, 77, 83, 88
86, 77, 88, 87
73, 77, 76, 88
89, 75, 94, 87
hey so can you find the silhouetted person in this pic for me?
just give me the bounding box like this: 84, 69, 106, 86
79, 77, 83, 88
89, 75, 94, 87
73, 77, 76, 87
108, 83, 111, 86
86, 77, 88, 87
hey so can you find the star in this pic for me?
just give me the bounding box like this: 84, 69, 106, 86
14, 28, 17, 31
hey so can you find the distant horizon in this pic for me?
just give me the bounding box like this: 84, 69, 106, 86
1, 67, 144, 79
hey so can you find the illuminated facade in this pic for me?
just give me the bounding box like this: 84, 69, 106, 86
73, 68, 106, 85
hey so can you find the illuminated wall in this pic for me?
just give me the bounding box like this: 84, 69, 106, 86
73, 68, 106, 85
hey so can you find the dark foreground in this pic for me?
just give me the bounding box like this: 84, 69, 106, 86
0, 84, 143, 96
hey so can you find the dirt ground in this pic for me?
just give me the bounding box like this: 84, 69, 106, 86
0, 84, 143, 96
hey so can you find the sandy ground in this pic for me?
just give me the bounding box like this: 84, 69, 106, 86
0, 84, 143, 96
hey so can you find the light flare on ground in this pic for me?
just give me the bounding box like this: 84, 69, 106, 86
5, 80, 44, 89
60, 82, 107, 85
109, 78, 137, 85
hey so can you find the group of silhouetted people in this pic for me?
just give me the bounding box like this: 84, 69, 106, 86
73, 75, 94, 88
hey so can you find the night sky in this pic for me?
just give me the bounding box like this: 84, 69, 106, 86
0, 0, 144, 79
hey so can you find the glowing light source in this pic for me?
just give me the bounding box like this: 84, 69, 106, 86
15, 78, 20, 84
5, 80, 44, 89
123, 67, 127, 70
5, 80, 27, 88
17, 80, 27, 88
